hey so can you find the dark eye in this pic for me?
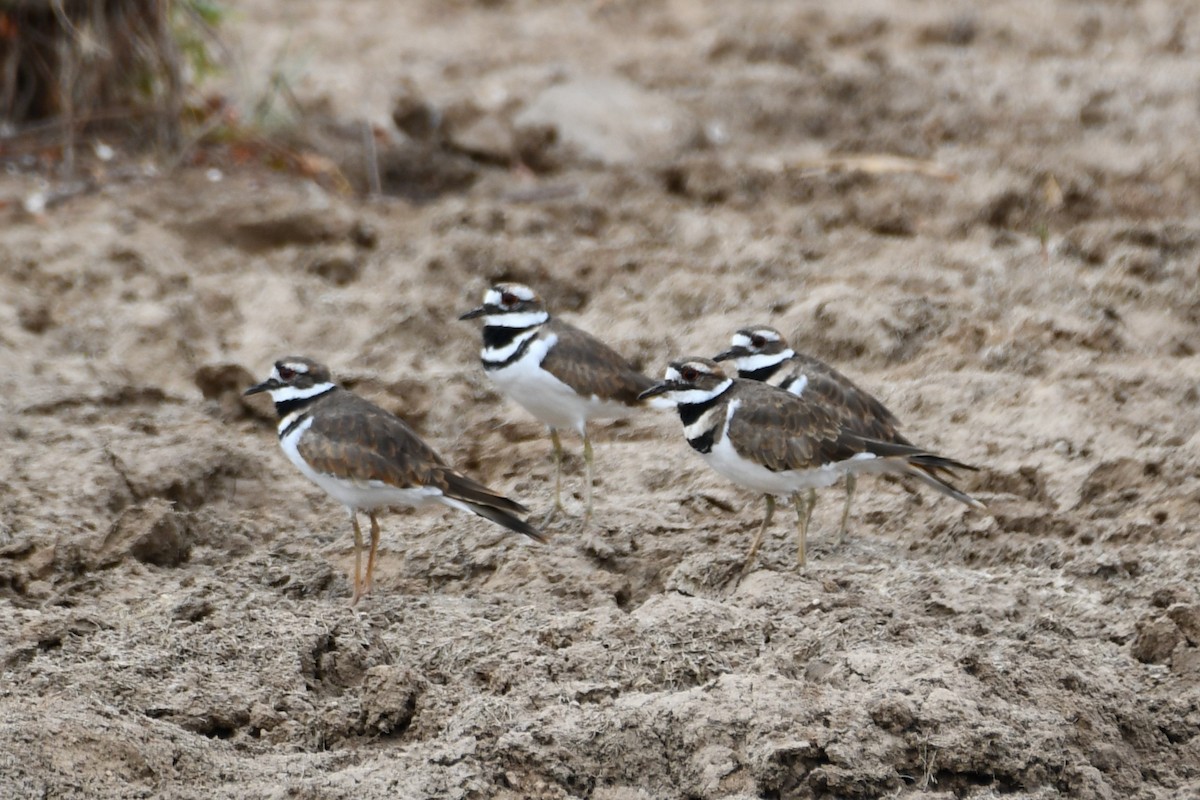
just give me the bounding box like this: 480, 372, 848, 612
278, 366, 296, 380
500, 292, 518, 307
750, 335, 766, 348
680, 367, 698, 382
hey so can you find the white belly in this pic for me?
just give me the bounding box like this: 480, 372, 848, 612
701, 399, 878, 497
280, 417, 445, 511
486, 336, 634, 433
703, 434, 852, 496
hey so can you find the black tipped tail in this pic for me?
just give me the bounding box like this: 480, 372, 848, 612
464, 501, 549, 543
907, 452, 979, 479
848, 434, 987, 511
442, 471, 549, 543
905, 464, 987, 511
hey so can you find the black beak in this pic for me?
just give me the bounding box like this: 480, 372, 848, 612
244, 379, 278, 396
458, 306, 486, 321
713, 346, 748, 362
638, 381, 678, 401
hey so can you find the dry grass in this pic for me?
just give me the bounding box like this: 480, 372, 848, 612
0, 0, 220, 164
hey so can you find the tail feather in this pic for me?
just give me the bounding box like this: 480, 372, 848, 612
906, 452, 980, 475
441, 471, 549, 543
905, 457, 977, 490
902, 463, 987, 510
461, 500, 549, 543
846, 434, 986, 511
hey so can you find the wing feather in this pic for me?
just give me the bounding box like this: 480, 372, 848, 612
725, 381, 866, 472
297, 392, 450, 489
540, 319, 655, 405
719, 380, 985, 509
787, 355, 907, 443
294, 390, 546, 540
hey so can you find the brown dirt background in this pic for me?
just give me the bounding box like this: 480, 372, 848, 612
2, 1, 1200, 798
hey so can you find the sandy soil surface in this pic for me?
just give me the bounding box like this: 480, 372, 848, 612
2, 1, 1200, 797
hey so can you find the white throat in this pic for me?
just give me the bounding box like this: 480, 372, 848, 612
734, 350, 791, 374
482, 310, 550, 329
267, 382, 336, 403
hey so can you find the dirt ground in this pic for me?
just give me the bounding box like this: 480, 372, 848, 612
2, 0, 1199, 797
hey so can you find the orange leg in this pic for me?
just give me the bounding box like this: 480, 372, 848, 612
350, 511, 365, 605
363, 512, 382, 597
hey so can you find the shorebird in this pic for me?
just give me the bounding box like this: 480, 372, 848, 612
715, 324, 924, 538
641, 357, 983, 568
246, 356, 545, 603
460, 282, 654, 519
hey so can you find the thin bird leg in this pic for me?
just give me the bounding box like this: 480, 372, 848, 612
350, 510, 365, 605
550, 428, 565, 512
583, 429, 595, 521
741, 495, 775, 573
793, 491, 811, 568
540, 428, 565, 526
364, 512, 381, 597
838, 473, 857, 544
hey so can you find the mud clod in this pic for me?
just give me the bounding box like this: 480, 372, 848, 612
96, 499, 191, 569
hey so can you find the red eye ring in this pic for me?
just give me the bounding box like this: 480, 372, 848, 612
750, 335, 766, 348
680, 367, 698, 382
277, 366, 296, 381
500, 292, 518, 306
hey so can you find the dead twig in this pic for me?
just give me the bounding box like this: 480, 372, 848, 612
791, 153, 958, 181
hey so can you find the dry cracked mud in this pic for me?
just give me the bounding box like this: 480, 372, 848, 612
2, 1, 1199, 798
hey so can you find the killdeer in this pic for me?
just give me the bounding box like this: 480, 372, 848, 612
715, 325, 930, 539
459, 282, 655, 519
639, 358, 983, 569
245, 356, 546, 604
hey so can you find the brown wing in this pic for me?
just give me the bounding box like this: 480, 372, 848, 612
296, 391, 545, 541
297, 392, 451, 488
723, 380, 984, 510
725, 380, 869, 472
539, 318, 655, 405
788, 354, 908, 444
788, 357, 983, 489
297, 392, 529, 518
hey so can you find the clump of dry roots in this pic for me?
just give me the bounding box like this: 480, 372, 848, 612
1, 0, 216, 157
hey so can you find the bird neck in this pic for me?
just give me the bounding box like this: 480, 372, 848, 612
735, 350, 791, 382
270, 382, 336, 420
